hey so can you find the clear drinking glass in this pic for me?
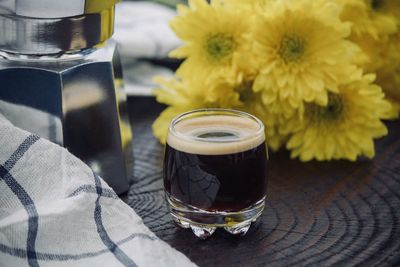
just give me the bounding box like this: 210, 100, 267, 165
164, 109, 268, 239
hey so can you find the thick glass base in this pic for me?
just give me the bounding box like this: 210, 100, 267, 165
166, 194, 265, 239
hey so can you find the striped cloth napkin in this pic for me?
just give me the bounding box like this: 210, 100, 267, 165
0, 114, 195, 267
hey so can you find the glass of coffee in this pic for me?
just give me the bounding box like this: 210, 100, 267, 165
164, 109, 268, 239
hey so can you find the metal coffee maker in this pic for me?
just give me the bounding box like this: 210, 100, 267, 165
0, 0, 133, 194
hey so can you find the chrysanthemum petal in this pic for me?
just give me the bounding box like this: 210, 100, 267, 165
252, 0, 362, 118
286, 74, 390, 161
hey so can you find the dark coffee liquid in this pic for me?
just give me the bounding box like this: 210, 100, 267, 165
164, 143, 268, 211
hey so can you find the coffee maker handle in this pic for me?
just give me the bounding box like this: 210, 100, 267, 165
85, 0, 119, 14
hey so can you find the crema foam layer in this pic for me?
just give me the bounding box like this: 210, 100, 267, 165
167, 115, 265, 155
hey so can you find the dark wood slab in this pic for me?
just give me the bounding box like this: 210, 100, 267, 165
127, 97, 400, 267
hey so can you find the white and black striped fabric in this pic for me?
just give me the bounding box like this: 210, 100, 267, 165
0, 114, 195, 267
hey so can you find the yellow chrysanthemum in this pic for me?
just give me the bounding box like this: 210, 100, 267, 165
338, 0, 399, 70
152, 77, 241, 143
152, 76, 288, 150
212, 79, 287, 151
375, 32, 400, 117
153, 78, 206, 144
169, 0, 253, 83
349, 34, 386, 72
377, 75, 400, 117
340, 0, 400, 117
338, 0, 398, 40
253, 0, 362, 114
218, 0, 271, 9
286, 74, 391, 161
372, 0, 400, 18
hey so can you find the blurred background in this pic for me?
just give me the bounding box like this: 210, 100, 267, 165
114, 0, 187, 96
128, 0, 186, 7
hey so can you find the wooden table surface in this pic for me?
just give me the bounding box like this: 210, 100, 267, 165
126, 97, 400, 267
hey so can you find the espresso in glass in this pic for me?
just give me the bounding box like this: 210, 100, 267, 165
164, 109, 268, 239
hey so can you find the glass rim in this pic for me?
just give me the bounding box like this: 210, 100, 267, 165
168, 108, 265, 144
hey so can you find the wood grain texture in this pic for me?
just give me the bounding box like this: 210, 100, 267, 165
126, 97, 400, 267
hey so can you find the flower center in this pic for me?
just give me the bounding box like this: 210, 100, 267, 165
371, 0, 384, 10
205, 33, 235, 61
235, 80, 255, 103
307, 93, 344, 122
279, 35, 307, 63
